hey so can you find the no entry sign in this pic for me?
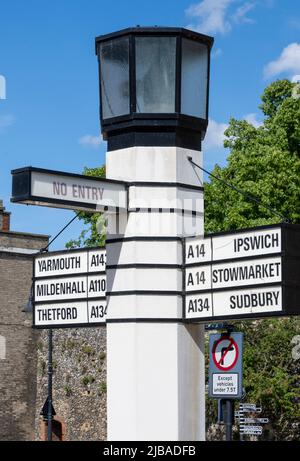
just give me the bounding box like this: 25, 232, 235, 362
11, 166, 127, 212
209, 332, 243, 399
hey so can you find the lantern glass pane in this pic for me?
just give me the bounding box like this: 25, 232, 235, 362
135, 37, 176, 113
181, 39, 208, 118
99, 38, 130, 119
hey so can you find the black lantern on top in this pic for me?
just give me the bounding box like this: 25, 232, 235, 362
95, 27, 214, 151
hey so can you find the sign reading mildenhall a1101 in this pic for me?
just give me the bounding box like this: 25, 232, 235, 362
184, 224, 300, 322
33, 247, 107, 328
11, 166, 127, 212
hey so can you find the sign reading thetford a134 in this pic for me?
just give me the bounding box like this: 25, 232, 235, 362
184, 224, 300, 322
33, 247, 107, 328
11, 166, 127, 212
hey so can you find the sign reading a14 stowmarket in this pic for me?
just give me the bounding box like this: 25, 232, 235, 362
33, 247, 107, 328
184, 223, 300, 322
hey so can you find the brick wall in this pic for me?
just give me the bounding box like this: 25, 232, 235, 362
35, 327, 107, 441
0, 231, 48, 441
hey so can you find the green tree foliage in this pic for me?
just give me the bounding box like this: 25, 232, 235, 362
205, 79, 300, 232
236, 319, 300, 440
65, 166, 106, 249
205, 80, 300, 440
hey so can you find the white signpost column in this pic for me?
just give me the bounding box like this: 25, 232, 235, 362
106, 146, 205, 441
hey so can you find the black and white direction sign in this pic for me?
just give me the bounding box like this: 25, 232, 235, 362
11, 166, 127, 212
186, 257, 281, 291
209, 332, 243, 399
35, 300, 107, 327
35, 248, 106, 277
235, 402, 269, 437
239, 403, 261, 412
184, 224, 300, 322
239, 417, 269, 424
239, 425, 262, 435
35, 274, 106, 302
185, 226, 281, 266
33, 247, 107, 328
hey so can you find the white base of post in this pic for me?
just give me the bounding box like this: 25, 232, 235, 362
107, 322, 205, 441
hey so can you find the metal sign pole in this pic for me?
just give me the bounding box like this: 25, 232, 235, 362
47, 328, 53, 441
209, 331, 243, 441
225, 399, 234, 441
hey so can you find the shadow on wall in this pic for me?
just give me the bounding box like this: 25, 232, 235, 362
39, 416, 66, 441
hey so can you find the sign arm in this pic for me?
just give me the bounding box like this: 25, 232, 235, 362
41, 211, 81, 253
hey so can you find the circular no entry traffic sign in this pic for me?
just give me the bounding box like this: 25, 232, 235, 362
212, 336, 239, 371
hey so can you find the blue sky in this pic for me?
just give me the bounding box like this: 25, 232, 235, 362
0, 0, 299, 249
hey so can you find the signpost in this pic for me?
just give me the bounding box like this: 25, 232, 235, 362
184, 224, 300, 322
235, 403, 269, 439
33, 247, 107, 328
10, 24, 300, 442
11, 166, 127, 213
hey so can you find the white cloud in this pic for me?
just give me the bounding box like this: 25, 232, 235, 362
185, 0, 257, 35
79, 134, 104, 148
233, 2, 256, 24
243, 112, 263, 128
186, 0, 233, 35
203, 115, 262, 151
0, 75, 6, 100
291, 74, 300, 83
203, 119, 228, 150
264, 43, 300, 79
288, 19, 300, 31
0, 114, 15, 133
212, 48, 223, 59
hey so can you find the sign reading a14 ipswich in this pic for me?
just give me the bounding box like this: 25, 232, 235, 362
33, 247, 107, 328
184, 224, 300, 322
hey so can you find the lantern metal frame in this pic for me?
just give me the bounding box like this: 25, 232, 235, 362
95, 27, 214, 151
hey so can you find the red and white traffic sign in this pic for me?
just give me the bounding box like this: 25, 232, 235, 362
212, 336, 239, 371
209, 332, 243, 398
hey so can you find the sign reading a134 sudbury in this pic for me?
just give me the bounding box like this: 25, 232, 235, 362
33, 247, 107, 328
184, 223, 300, 322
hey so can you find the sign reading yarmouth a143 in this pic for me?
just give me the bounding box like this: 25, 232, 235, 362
33, 247, 107, 328
184, 224, 300, 322
209, 332, 243, 399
